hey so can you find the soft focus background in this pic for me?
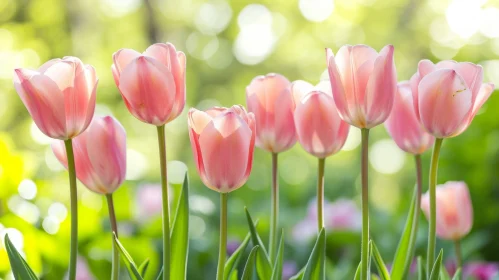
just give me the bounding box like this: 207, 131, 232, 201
1, 0, 499, 279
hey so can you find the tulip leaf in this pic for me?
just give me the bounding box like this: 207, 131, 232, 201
241, 245, 259, 280
271, 230, 284, 280
170, 173, 190, 280
429, 250, 443, 280
354, 261, 361, 280
391, 187, 419, 279
370, 241, 391, 280
155, 267, 163, 280
440, 264, 451, 280
244, 207, 273, 280
229, 270, 238, 280
113, 234, 144, 280
224, 232, 250, 279
138, 259, 150, 278
4, 234, 38, 280
417, 256, 426, 280
303, 228, 326, 280
451, 268, 461, 280
289, 267, 305, 280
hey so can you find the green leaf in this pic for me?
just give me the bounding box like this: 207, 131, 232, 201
113, 234, 144, 280
440, 263, 451, 280
224, 233, 251, 280
417, 256, 426, 280
245, 207, 272, 280
229, 270, 238, 280
303, 228, 326, 280
271, 230, 284, 280
155, 267, 163, 280
429, 250, 443, 280
370, 241, 390, 280
354, 262, 361, 280
170, 173, 190, 280
241, 245, 259, 280
4, 234, 38, 280
451, 268, 461, 280
391, 187, 420, 279
289, 267, 305, 280
138, 259, 150, 278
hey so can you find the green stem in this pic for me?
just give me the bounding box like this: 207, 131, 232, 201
217, 193, 228, 280
427, 138, 443, 276
157, 125, 170, 280
454, 239, 462, 276
64, 139, 78, 280
360, 128, 370, 280
269, 153, 279, 263
317, 158, 326, 231
106, 194, 119, 280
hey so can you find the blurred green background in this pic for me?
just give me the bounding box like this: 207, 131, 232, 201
1, 0, 499, 279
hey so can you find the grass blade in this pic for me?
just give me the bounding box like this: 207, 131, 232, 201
113, 234, 144, 280
370, 241, 391, 280
429, 250, 443, 280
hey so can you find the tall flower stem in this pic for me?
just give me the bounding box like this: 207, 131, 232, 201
217, 193, 228, 280
269, 153, 279, 262
64, 139, 78, 280
157, 125, 171, 280
317, 158, 326, 231
427, 138, 443, 275
360, 128, 370, 280
454, 239, 463, 274
106, 194, 119, 280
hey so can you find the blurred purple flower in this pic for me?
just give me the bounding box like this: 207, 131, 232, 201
447, 261, 499, 280
283, 261, 298, 280
65, 257, 94, 280
227, 239, 241, 256
135, 184, 172, 222
293, 198, 361, 241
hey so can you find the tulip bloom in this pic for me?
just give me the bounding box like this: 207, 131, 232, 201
52, 116, 126, 194
13, 57, 97, 139
385, 81, 434, 155
246, 73, 296, 153
421, 181, 473, 241
112, 43, 186, 126
292, 80, 350, 158
188, 105, 255, 193
326, 44, 397, 129
411, 60, 495, 138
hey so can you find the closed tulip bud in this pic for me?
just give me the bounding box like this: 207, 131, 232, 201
292, 80, 350, 158
246, 73, 296, 153
421, 181, 473, 240
385, 81, 434, 154
326, 44, 397, 129
13, 57, 97, 140
52, 116, 126, 194
188, 105, 255, 193
411, 60, 495, 138
112, 43, 186, 126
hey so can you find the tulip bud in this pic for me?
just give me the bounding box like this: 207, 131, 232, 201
292, 80, 350, 158
112, 43, 186, 126
246, 73, 296, 153
188, 105, 256, 193
411, 60, 495, 138
385, 81, 434, 154
52, 116, 126, 194
326, 44, 397, 129
13, 57, 97, 140
421, 181, 473, 240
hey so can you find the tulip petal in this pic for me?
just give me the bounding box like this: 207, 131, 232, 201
112, 48, 142, 75
188, 108, 214, 135
365, 45, 396, 127
51, 140, 68, 168
291, 80, 314, 105
418, 69, 472, 138
326, 48, 350, 123
44, 61, 76, 92
453, 62, 483, 98
144, 43, 172, 69
118, 56, 176, 125
14, 69, 67, 139
198, 111, 252, 192
471, 82, 494, 117
38, 58, 62, 73
244, 113, 256, 179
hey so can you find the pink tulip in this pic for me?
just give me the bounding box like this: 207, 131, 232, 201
410, 60, 495, 138
292, 80, 350, 158
112, 43, 186, 126
52, 116, 126, 194
421, 181, 473, 240
246, 73, 296, 153
188, 105, 255, 193
13, 57, 97, 140
326, 44, 397, 128
385, 81, 434, 154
